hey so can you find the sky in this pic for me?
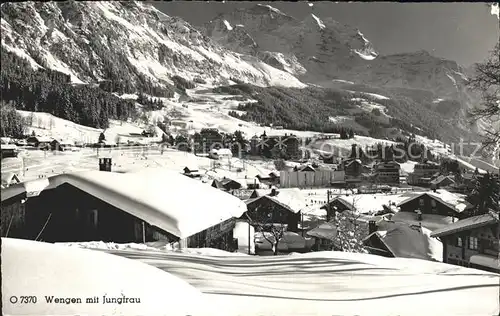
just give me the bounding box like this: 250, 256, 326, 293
152, 2, 499, 67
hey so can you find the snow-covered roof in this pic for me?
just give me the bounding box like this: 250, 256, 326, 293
392, 211, 458, 231
431, 213, 499, 238
217, 148, 233, 155
246, 188, 306, 214
2, 238, 206, 316
397, 189, 472, 213
1, 169, 248, 239
307, 222, 337, 240
1, 144, 18, 150
30, 136, 53, 142
365, 222, 443, 261
323, 193, 413, 214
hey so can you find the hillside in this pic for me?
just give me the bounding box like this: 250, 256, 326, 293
0, 1, 485, 148
203, 4, 484, 142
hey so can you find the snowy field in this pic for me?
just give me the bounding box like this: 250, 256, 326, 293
7, 239, 497, 316
1, 146, 277, 185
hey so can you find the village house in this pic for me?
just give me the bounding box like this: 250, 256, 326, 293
431, 212, 499, 273
183, 165, 201, 178
320, 193, 411, 222
193, 128, 224, 154
241, 188, 305, 233
339, 159, 370, 178
392, 189, 473, 230
0, 168, 247, 251
209, 148, 233, 160
211, 177, 242, 191
374, 161, 401, 185
50, 139, 75, 151
246, 177, 261, 189
249, 133, 300, 159
26, 136, 53, 150
1, 143, 19, 159
407, 161, 441, 186
255, 172, 280, 186
430, 175, 456, 189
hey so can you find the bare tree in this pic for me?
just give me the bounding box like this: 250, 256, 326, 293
245, 204, 287, 256
468, 41, 500, 150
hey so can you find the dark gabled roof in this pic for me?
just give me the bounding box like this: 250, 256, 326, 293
431, 212, 499, 238
211, 179, 225, 189
431, 175, 455, 185
299, 165, 316, 172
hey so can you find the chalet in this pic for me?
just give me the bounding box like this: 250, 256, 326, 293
321, 193, 410, 222
431, 212, 499, 273
430, 175, 455, 188
193, 128, 224, 154
249, 133, 300, 159
341, 159, 368, 178
297, 165, 315, 172
241, 188, 305, 233
246, 177, 261, 189
374, 161, 400, 185
26, 136, 53, 149
50, 139, 75, 151
1, 144, 19, 159
210, 148, 233, 160
183, 165, 201, 178
1, 173, 21, 188
256, 172, 280, 185
0, 168, 247, 251
407, 161, 441, 186
392, 189, 473, 230
211, 177, 242, 191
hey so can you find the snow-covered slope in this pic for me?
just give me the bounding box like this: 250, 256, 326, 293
0, 1, 305, 88
88, 246, 499, 316
2, 238, 208, 316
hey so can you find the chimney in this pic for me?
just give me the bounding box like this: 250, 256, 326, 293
368, 220, 377, 234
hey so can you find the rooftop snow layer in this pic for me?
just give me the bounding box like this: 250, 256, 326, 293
431, 212, 499, 237
1, 168, 247, 238
368, 221, 443, 261
397, 189, 472, 213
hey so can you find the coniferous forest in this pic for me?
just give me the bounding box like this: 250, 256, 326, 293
0, 47, 175, 137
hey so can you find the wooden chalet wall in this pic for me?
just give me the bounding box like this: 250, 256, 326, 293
244, 197, 301, 232
280, 170, 345, 188
399, 194, 460, 218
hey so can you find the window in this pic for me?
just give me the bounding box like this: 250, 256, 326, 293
419, 198, 424, 206
456, 237, 463, 247
431, 199, 436, 207
468, 236, 478, 250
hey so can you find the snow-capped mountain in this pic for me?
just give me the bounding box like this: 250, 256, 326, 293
0, 1, 489, 155
202, 3, 483, 139
203, 4, 378, 83
0, 1, 305, 88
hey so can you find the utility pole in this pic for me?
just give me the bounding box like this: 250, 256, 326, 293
248, 220, 251, 255
327, 189, 331, 222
